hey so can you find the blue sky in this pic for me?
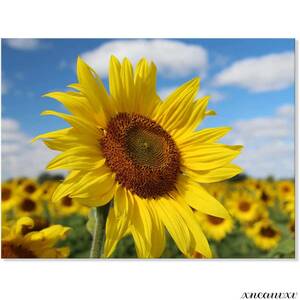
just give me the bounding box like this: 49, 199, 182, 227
1, 38, 295, 179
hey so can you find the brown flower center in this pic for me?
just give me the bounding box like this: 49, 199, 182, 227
282, 185, 291, 193
17, 178, 26, 185
24, 184, 36, 194
2, 187, 11, 201
62, 196, 73, 207
101, 113, 180, 198
207, 215, 224, 225
255, 183, 261, 189
192, 252, 205, 259
261, 191, 269, 202
238, 200, 251, 212
20, 198, 36, 212
2, 241, 36, 258
21, 217, 50, 235
260, 226, 277, 238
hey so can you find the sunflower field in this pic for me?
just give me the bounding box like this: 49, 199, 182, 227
1, 174, 295, 259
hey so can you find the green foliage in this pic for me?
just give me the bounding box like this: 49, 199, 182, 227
57, 214, 92, 258
228, 173, 248, 182
111, 235, 137, 258
211, 225, 265, 258
37, 172, 65, 184
266, 238, 295, 258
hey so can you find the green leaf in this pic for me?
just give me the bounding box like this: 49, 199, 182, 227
266, 238, 295, 258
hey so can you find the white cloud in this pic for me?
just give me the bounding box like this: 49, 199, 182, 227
277, 103, 294, 117
157, 86, 176, 99
158, 86, 225, 103
5, 39, 42, 51
2, 76, 11, 95
214, 51, 294, 92
1, 118, 61, 180
2, 80, 8, 95
223, 104, 294, 178
198, 89, 225, 103
81, 39, 208, 78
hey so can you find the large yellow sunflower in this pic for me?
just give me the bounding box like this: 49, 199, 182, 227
34, 56, 242, 258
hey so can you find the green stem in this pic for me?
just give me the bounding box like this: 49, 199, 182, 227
90, 203, 110, 258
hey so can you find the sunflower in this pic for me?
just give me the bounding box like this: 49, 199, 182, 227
2, 217, 70, 258
247, 178, 264, 192
34, 56, 242, 258
14, 195, 44, 218
280, 194, 295, 220
245, 219, 281, 251
1, 182, 18, 212
226, 190, 261, 223
277, 180, 294, 200
16, 178, 39, 197
257, 183, 276, 207
14, 177, 28, 186
51, 194, 89, 217
35, 180, 58, 201
194, 212, 234, 241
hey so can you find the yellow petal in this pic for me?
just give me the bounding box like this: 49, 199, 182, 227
70, 171, 114, 198
32, 128, 72, 143
109, 56, 124, 111
52, 170, 82, 203
104, 191, 133, 257
181, 144, 243, 171
177, 127, 232, 148
43, 91, 100, 124
77, 56, 113, 123
171, 197, 212, 258
41, 110, 99, 138
46, 146, 105, 171
171, 96, 210, 139
176, 175, 230, 219
155, 78, 200, 129
152, 197, 192, 256
69, 169, 115, 202
15, 217, 34, 236
205, 109, 216, 116
120, 58, 135, 112
74, 185, 115, 208
147, 201, 166, 257
184, 164, 243, 183
130, 195, 152, 258
113, 184, 130, 218
134, 59, 160, 117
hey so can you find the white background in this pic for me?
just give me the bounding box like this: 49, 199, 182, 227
0, 0, 299, 299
